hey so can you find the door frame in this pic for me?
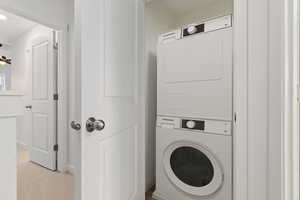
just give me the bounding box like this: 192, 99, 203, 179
232, 0, 248, 198
282, 0, 299, 199
234, 0, 299, 200
0, 6, 70, 172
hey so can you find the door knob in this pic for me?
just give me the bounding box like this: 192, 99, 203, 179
86, 117, 105, 133
71, 121, 81, 131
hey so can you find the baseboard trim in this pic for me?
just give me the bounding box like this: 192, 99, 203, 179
17, 141, 29, 151
152, 191, 167, 200
66, 165, 75, 175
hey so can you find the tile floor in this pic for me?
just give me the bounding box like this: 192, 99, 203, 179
17, 151, 73, 200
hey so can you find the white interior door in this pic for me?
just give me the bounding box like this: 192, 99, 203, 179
77, 0, 145, 199
29, 29, 57, 171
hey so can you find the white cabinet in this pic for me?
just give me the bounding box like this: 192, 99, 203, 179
0, 91, 23, 200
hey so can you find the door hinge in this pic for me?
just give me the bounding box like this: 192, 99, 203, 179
53, 144, 58, 152
54, 42, 59, 50
234, 113, 237, 123
53, 94, 58, 100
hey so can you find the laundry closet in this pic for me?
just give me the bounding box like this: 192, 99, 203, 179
145, 0, 233, 200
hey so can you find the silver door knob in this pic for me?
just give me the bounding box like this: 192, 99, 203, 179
71, 121, 81, 131
25, 105, 32, 110
86, 117, 105, 133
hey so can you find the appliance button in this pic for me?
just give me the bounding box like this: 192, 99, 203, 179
186, 120, 196, 129
187, 25, 197, 34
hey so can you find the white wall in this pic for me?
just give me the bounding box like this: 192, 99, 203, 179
145, 2, 176, 191
175, 0, 233, 26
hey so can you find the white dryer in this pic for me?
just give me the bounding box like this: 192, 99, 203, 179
157, 15, 233, 121
153, 116, 232, 200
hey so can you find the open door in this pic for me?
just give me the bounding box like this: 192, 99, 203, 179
76, 0, 145, 199
29, 27, 57, 171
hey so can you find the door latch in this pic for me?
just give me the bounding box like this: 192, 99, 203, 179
53, 144, 58, 152
71, 121, 81, 131
25, 105, 32, 110
53, 94, 58, 100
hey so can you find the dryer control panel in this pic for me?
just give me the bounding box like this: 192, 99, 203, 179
158, 15, 232, 44
157, 115, 232, 136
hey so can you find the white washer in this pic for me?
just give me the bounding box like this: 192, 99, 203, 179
153, 116, 232, 200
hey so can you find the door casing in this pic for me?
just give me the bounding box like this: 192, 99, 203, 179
282, 0, 300, 199
233, 0, 299, 200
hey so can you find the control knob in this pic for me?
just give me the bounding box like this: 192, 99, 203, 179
186, 120, 196, 129
187, 25, 197, 34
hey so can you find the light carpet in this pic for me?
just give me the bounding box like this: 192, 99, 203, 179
17, 151, 73, 200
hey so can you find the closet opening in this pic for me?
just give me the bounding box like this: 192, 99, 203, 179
144, 0, 233, 199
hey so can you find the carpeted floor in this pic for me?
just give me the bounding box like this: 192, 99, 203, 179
17, 151, 73, 200
17, 150, 156, 200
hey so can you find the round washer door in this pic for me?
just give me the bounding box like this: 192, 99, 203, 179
163, 141, 223, 196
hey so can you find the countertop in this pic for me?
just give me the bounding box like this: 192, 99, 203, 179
0, 90, 24, 96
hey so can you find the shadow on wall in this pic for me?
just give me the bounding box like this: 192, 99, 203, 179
146, 51, 157, 191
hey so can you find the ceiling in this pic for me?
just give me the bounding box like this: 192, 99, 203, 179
0, 9, 37, 45
147, 0, 220, 17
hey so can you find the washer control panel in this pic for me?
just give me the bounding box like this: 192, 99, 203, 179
157, 115, 232, 136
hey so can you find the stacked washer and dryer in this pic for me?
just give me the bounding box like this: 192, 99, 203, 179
153, 15, 233, 200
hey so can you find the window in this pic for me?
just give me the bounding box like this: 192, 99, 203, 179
0, 73, 6, 90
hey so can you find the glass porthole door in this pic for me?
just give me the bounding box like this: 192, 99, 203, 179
170, 146, 214, 187
163, 142, 223, 196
